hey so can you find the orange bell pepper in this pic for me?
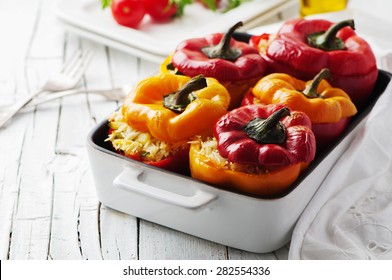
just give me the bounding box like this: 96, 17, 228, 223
122, 73, 231, 142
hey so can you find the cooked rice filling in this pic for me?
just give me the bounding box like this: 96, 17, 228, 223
106, 110, 188, 162
192, 138, 269, 174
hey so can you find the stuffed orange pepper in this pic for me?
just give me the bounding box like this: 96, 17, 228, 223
107, 73, 231, 175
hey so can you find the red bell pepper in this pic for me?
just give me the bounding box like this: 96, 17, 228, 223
241, 89, 258, 106
145, 146, 190, 175
251, 18, 378, 109
242, 90, 352, 151
214, 104, 316, 169
169, 21, 267, 109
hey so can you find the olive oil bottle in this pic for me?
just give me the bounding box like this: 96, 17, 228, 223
300, 0, 348, 17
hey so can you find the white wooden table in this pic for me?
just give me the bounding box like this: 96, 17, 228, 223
0, 0, 298, 260
2, 0, 387, 261
0, 0, 389, 260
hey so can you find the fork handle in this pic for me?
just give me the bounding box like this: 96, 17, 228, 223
28, 87, 124, 107
0, 90, 44, 128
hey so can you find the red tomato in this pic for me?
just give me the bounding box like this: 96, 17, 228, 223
145, 0, 177, 22
111, 0, 146, 28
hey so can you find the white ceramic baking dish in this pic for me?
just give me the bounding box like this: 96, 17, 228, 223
87, 70, 391, 253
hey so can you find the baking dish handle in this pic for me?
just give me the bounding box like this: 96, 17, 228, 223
113, 167, 217, 210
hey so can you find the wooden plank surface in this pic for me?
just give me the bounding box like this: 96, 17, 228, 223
0, 0, 290, 260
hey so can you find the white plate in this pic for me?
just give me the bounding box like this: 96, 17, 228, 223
54, 0, 294, 63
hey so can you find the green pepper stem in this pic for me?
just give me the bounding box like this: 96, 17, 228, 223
308, 19, 355, 51
243, 107, 291, 144
163, 75, 206, 113
201, 21, 243, 61
174, 75, 206, 104
302, 68, 331, 98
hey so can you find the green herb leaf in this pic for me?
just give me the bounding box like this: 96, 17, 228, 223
172, 0, 194, 17
101, 0, 111, 9
200, 0, 218, 11
222, 0, 250, 13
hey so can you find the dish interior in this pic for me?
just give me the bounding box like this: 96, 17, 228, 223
88, 70, 391, 199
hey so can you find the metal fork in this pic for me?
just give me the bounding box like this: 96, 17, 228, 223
0, 49, 93, 128
20, 85, 129, 111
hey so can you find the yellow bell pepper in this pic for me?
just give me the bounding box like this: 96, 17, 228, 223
122, 73, 231, 143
